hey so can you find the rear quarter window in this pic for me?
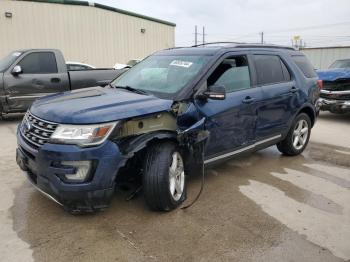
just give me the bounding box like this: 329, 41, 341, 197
291, 55, 317, 78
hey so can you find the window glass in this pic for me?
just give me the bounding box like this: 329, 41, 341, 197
329, 59, 350, 69
254, 55, 285, 85
68, 64, 88, 71
0, 51, 22, 72
113, 55, 210, 97
280, 60, 291, 81
18, 52, 57, 74
291, 55, 317, 78
208, 56, 251, 92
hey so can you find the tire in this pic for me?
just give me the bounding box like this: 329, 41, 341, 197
143, 141, 186, 211
277, 113, 311, 156
0, 103, 3, 120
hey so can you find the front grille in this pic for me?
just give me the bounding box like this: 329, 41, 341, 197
320, 93, 350, 100
20, 112, 58, 149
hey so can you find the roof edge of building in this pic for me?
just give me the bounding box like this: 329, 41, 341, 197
301, 46, 350, 50
15, 0, 176, 27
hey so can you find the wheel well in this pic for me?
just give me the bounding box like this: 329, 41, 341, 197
298, 106, 315, 127
116, 136, 179, 180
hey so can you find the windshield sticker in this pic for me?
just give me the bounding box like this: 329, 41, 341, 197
170, 60, 193, 68
13, 52, 22, 57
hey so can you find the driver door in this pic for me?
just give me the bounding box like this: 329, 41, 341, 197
195, 54, 263, 162
3, 51, 67, 112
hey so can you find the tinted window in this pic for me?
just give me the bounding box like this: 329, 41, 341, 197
208, 56, 251, 92
280, 60, 291, 81
18, 52, 57, 74
254, 55, 286, 85
291, 55, 317, 78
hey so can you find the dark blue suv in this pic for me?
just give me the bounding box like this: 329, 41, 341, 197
16, 43, 320, 213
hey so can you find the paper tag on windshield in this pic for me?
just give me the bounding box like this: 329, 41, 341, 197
170, 60, 193, 68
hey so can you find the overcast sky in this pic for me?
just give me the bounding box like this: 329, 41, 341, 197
91, 0, 350, 47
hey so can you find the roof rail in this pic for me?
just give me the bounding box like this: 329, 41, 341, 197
191, 42, 242, 47
235, 43, 295, 50
192, 42, 295, 50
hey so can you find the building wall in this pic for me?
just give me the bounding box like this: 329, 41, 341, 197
0, 0, 175, 67
301, 47, 350, 70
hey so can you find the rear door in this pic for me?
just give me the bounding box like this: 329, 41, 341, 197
195, 53, 263, 160
252, 53, 296, 139
4, 51, 69, 111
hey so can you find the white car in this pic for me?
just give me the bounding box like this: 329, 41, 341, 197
113, 59, 141, 70
66, 61, 96, 71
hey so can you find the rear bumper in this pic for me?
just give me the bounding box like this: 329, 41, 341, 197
16, 127, 126, 212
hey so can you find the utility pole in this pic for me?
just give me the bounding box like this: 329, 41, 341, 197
202, 26, 205, 44
194, 26, 206, 45
194, 25, 198, 46
260, 31, 264, 44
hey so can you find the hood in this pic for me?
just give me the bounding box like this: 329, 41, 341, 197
30, 87, 173, 124
317, 68, 350, 82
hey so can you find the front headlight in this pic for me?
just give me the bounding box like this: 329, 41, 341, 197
50, 122, 117, 147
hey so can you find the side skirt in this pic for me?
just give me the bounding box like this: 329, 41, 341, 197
204, 134, 282, 165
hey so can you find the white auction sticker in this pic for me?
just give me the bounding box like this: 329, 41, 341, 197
170, 60, 193, 68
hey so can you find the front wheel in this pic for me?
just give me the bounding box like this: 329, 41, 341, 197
277, 113, 311, 156
143, 142, 186, 211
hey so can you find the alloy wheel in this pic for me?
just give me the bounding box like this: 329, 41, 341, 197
169, 152, 185, 201
293, 119, 309, 150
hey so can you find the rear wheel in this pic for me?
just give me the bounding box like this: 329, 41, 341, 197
143, 142, 186, 211
277, 113, 311, 156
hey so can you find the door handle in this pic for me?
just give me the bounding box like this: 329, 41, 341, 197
242, 96, 255, 104
290, 86, 299, 93
51, 78, 61, 83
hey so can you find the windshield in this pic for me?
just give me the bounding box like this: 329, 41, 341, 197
112, 55, 210, 98
0, 51, 22, 72
329, 60, 350, 69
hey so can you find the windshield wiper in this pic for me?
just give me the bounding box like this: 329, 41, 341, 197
114, 85, 149, 95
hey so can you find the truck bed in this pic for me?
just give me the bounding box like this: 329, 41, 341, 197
68, 69, 123, 89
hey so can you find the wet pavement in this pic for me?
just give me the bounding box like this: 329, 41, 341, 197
0, 112, 349, 262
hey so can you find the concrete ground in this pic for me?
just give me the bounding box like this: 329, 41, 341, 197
0, 112, 349, 262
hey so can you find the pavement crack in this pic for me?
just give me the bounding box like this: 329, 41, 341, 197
115, 228, 157, 261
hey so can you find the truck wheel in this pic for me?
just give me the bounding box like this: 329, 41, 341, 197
143, 141, 186, 211
277, 113, 311, 156
0, 103, 3, 120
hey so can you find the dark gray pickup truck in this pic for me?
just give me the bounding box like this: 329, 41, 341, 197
0, 49, 122, 116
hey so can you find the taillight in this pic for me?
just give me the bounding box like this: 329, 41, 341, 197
317, 79, 323, 89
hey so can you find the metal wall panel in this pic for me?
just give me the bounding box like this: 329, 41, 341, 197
0, 0, 175, 67
301, 47, 350, 70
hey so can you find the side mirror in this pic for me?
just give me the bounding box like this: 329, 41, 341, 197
203, 85, 226, 100
12, 65, 23, 75
96, 80, 110, 87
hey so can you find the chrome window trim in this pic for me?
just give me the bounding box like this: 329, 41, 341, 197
204, 134, 281, 164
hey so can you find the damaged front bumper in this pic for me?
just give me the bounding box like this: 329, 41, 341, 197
16, 127, 126, 212
318, 89, 350, 113
318, 97, 350, 113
